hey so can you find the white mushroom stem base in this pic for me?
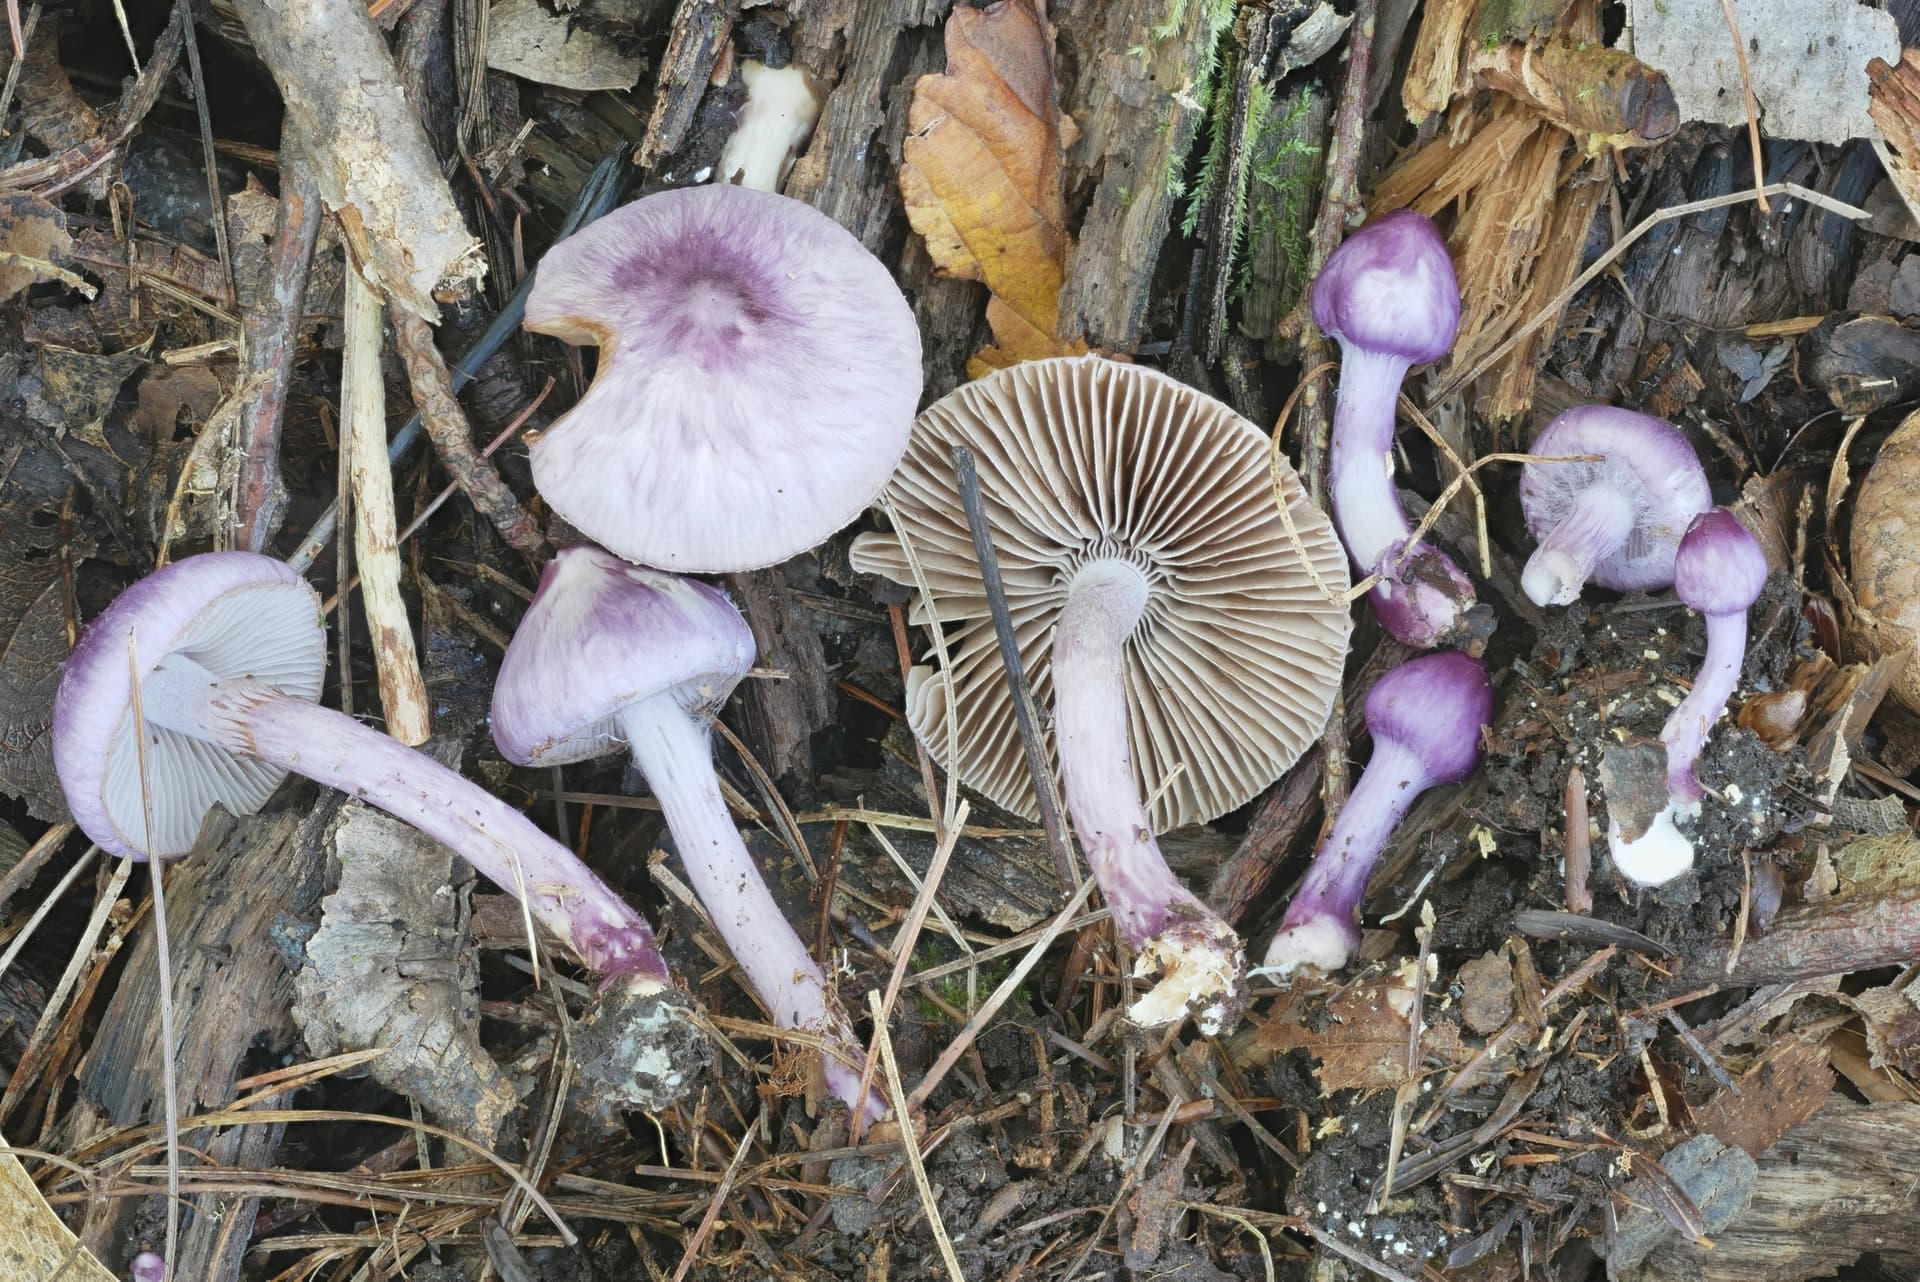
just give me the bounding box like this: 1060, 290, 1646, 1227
141, 654, 670, 985
1608, 800, 1699, 887
1520, 481, 1637, 607
621, 694, 886, 1122
1052, 558, 1245, 1035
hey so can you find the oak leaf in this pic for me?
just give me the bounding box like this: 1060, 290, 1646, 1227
899, 0, 1084, 377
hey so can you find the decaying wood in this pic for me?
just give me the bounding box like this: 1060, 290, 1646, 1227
229, 0, 483, 320
727, 567, 836, 795
75, 795, 342, 1282
1054, 0, 1215, 350
1678, 889, 1920, 988
235, 131, 323, 554
636, 0, 730, 171
342, 270, 430, 745
1636, 1100, 1920, 1282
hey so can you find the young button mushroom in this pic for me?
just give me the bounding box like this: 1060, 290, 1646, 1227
1609, 509, 1770, 886
851, 355, 1352, 1035
1263, 651, 1492, 975
490, 546, 885, 1121
1518, 406, 1711, 606
523, 183, 921, 573
53, 552, 702, 1110
1313, 209, 1484, 650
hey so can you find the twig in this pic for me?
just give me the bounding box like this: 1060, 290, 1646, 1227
668, 1107, 763, 1282
1717, 0, 1769, 214
908, 876, 1097, 1114
0, 845, 94, 986
342, 269, 430, 744
1563, 766, 1593, 914
283, 145, 629, 573
951, 446, 1077, 891
236, 131, 322, 552
1299, 1222, 1421, 1282
174, 0, 232, 307
391, 311, 547, 560
0, 821, 72, 914
1434, 182, 1866, 401
868, 992, 966, 1282
1060, 1094, 1179, 1281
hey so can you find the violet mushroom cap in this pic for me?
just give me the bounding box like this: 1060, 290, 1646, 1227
524, 184, 922, 573
1262, 650, 1491, 975
850, 355, 1352, 1034
490, 546, 886, 1122
1609, 509, 1770, 886
1518, 406, 1712, 606
53, 551, 704, 1110
1312, 209, 1482, 650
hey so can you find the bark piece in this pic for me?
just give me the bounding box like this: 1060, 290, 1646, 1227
1635, 1101, 1920, 1282
230, 0, 483, 320
1692, 1034, 1834, 1157
293, 804, 528, 1146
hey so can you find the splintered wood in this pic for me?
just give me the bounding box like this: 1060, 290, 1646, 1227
1376, 0, 1677, 421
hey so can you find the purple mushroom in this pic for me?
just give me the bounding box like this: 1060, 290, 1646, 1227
130, 1254, 166, 1282
491, 546, 885, 1122
1263, 651, 1491, 976
1518, 406, 1712, 606
53, 551, 703, 1109
1608, 509, 1769, 886
1313, 209, 1481, 650
523, 183, 922, 574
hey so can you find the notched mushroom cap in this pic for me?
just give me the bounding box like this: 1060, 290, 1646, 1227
53, 552, 324, 860
524, 184, 922, 573
850, 355, 1351, 832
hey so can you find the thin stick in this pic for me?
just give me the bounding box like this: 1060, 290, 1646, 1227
174, 0, 231, 306
0, 845, 95, 985
668, 1107, 762, 1282
868, 991, 966, 1282
1564, 766, 1593, 915
1434, 183, 1865, 401
1717, 0, 1769, 215
0, 821, 73, 914
950, 446, 1077, 890
341, 269, 430, 743
392, 311, 547, 559
127, 635, 180, 1280
908, 876, 1097, 1114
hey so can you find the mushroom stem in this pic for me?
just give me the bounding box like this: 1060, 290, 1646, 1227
1326, 347, 1479, 650
1520, 481, 1638, 607
1052, 559, 1244, 1034
140, 654, 670, 986
619, 694, 887, 1121
1262, 736, 1427, 974
1659, 609, 1746, 806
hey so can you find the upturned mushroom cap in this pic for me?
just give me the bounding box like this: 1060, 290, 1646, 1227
524, 184, 923, 573
1519, 406, 1712, 593
491, 545, 755, 767
53, 552, 324, 861
849, 355, 1352, 832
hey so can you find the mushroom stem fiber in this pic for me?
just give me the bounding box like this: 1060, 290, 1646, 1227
141, 654, 670, 986
1520, 481, 1638, 608
619, 695, 883, 1120
1659, 610, 1746, 806
1053, 559, 1244, 1032
1269, 736, 1428, 967
1327, 346, 1411, 569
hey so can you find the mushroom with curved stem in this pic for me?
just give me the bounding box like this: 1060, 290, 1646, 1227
1262, 651, 1492, 976
491, 545, 887, 1122
851, 355, 1352, 1035
52, 551, 705, 1111
522, 183, 922, 574
1608, 508, 1771, 887
1313, 208, 1485, 651
1518, 406, 1712, 607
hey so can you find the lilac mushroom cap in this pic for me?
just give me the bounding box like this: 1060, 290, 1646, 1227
54, 552, 704, 1109
524, 184, 923, 573
1263, 651, 1491, 975
1518, 406, 1712, 606
491, 546, 887, 1122
1312, 210, 1484, 651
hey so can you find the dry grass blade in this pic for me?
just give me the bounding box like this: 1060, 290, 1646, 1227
867, 990, 966, 1282
668, 1106, 763, 1282
908, 875, 1096, 1114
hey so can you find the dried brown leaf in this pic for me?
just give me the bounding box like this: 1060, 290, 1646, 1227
1253, 974, 1464, 1093
899, 0, 1085, 377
